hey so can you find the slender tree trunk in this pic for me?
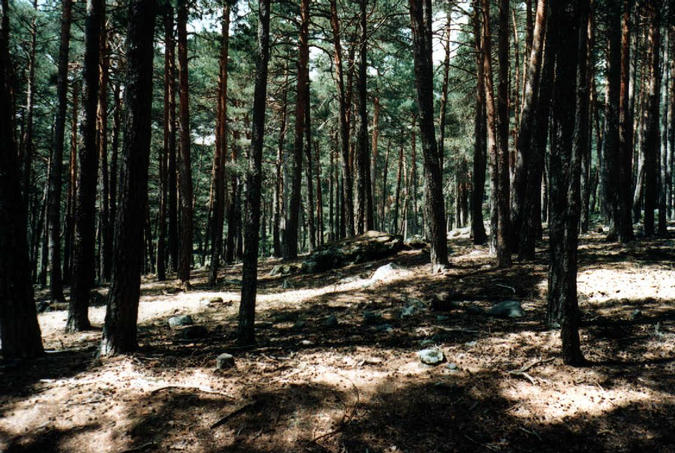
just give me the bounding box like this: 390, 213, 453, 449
208, 2, 230, 286
100, 0, 156, 356
513, 0, 546, 251
471, 6, 488, 245
176, 0, 193, 285
285, 0, 309, 259
496, 0, 512, 258
393, 143, 404, 234
547, 0, 584, 366
0, 0, 44, 359
329, 0, 355, 238
380, 139, 391, 231
163, 8, 178, 274
64, 80, 80, 284
68, 0, 105, 332
273, 67, 288, 257
98, 23, 111, 282
580, 5, 594, 233
643, 0, 662, 236
304, 96, 316, 251
356, 0, 373, 233
604, 4, 621, 237
371, 95, 380, 226
238, 0, 271, 346
46, 0, 73, 303
480, 0, 510, 266
520, 10, 553, 259
20, 0, 38, 199
316, 140, 324, 245
438, 9, 451, 174
408, 0, 448, 269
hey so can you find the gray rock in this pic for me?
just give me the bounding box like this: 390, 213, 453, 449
293, 319, 306, 329
177, 325, 208, 339
446, 362, 458, 371
216, 353, 235, 370
400, 305, 416, 318
209, 297, 224, 304
488, 300, 524, 318
420, 339, 435, 347
418, 348, 445, 365
322, 315, 338, 328
435, 315, 450, 322
270, 264, 298, 276
370, 263, 399, 283
630, 309, 642, 320
168, 314, 194, 328
405, 235, 427, 249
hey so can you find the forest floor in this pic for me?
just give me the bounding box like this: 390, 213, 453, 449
1, 228, 674, 453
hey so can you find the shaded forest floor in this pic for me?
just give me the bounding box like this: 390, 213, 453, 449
1, 229, 674, 452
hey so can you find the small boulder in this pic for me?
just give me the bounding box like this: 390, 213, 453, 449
488, 300, 524, 318
446, 362, 458, 371
322, 315, 338, 328
216, 353, 235, 370
400, 305, 416, 318
374, 323, 393, 333
168, 314, 194, 328
177, 325, 208, 340
369, 263, 400, 283
630, 309, 642, 320
418, 348, 445, 365
405, 235, 427, 249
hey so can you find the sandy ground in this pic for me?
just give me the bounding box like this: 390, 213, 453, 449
1, 231, 674, 452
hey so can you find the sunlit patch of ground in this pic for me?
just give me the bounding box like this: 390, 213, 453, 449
2, 230, 674, 452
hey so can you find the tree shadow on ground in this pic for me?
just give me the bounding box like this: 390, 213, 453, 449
0, 423, 101, 453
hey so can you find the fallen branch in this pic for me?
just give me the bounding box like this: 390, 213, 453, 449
496, 283, 516, 294
507, 357, 555, 385
210, 401, 258, 429
149, 385, 234, 399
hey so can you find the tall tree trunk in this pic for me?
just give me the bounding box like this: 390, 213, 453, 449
408, 0, 449, 269
603, 3, 621, 237
471, 6, 488, 245
20, 0, 38, 199
208, 2, 230, 286
68, 0, 105, 332
46, 0, 73, 303
520, 8, 553, 259
304, 96, 316, 251
580, 5, 594, 233
614, 0, 634, 242
643, 0, 662, 236
393, 143, 404, 234
371, 95, 380, 226
496, 0, 512, 258
163, 7, 178, 274
480, 0, 510, 266
356, 0, 373, 233
100, 0, 156, 356
273, 67, 288, 257
513, 0, 546, 251
547, 0, 584, 366
238, 0, 271, 346
316, 141, 324, 245
285, 0, 309, 259
64, 80, 80, 284
98, 23, 111, 281
176, 0, 193, 285
438, 9, 451, 174
0, 0, 44, 359
329, 0, 355, 238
